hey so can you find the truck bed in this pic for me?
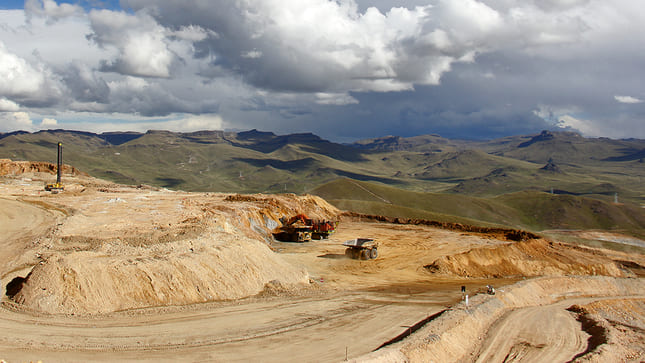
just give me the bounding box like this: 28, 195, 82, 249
342, 238, 375, 248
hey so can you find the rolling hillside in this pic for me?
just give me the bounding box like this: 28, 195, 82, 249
311, 178, 645, 241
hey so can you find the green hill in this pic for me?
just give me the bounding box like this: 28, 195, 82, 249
310, 178, 645, 240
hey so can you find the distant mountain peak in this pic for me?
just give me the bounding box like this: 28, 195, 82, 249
237, 129, 276, 140
518, 130, 584, 148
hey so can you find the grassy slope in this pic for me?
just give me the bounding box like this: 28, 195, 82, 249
311, 178, 645, 239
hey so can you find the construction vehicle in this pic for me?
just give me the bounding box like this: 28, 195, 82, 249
343, 238, 378, 260
273, 214, 338, 242
311, 219, 337, 240
275, 214, 313, 242
45, 142, 64, 193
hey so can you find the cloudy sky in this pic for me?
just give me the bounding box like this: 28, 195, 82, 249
0, 0, 643, 141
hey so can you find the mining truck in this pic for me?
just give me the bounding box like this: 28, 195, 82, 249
274, 214, 338, 242
275, 214, 313, 242
343, 238, 378, 260
45, 142, 64, 193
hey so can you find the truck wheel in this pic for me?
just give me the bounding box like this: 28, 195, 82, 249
370, 248, 378, 259
345, 248, 353, 257
361, 249, 371, 260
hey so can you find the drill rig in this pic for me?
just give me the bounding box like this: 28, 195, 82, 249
45, 142, 64, 193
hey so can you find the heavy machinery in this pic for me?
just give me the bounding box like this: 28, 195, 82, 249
45, 142, 64, 193
343, 238, 378, 260
274, 214, 338, 242
276, 214, 313, 242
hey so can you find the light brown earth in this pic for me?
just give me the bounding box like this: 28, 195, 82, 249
0, 160, 644, 362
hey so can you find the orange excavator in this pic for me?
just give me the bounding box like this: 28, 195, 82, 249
274, 214, 338, 242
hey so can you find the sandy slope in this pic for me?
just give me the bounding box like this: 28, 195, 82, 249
425, 239, 630, 278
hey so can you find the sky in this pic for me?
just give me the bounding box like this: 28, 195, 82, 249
0, 0, 643, 142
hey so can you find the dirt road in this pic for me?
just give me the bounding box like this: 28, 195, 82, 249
0, 288, 451, 362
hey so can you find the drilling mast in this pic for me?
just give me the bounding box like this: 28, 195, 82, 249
45, 142, 64, 193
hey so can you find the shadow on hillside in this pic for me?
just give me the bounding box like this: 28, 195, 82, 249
156, 177, 185, 188
235, 157, 316, 172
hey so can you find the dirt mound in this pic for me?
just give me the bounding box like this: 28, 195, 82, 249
13, 233, 309, 315
0, 159, 86, 177
424, 239, 628, 278
6, 187, 340, 315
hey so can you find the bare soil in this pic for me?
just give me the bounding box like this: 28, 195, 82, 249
0, 160, 644, 362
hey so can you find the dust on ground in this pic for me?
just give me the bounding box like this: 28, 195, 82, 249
0, 159, 644, 362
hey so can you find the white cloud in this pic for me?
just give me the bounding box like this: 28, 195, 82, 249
614, 95, 643, 104
315, 92, 359, 106
241, 50, 263, 59
0, 98, 20, 112
174, 114, 225, 131
0, 42, 46, 96
170, 25, 211, 42
25, 0, 83, 23
555, 114, 598, 135
89, 10, 175, 78
24, 112, 226, 134
40, 117, 57, 126
0, 112, 35, 132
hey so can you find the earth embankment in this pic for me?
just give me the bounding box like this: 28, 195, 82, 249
425, 239, 632, 278
13, 234, 309, 315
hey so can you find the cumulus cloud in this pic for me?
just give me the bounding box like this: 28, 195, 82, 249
0, 41, 62, 107
25, 0, 83, 23
614, 95, 643, 104
40, 117, 57, 126
0, 98, 20, 112
60, 60, 110, 104
121, 0, 607, 96
0, 112, 35, 132
88, 10, 176, 78
125, 0, 489, 92
0, 42, 46, 96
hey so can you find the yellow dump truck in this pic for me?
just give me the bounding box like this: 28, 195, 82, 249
343, 238, 378, 260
